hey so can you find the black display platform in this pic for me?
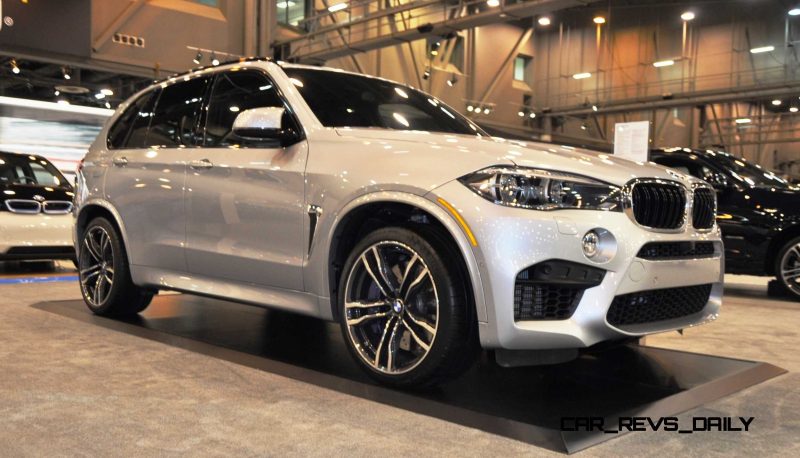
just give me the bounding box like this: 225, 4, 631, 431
34, 295, 786, 454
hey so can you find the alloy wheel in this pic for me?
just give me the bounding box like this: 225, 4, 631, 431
343, 241, 439, 375
79, 226, 115, 307
780, 242, 800, 296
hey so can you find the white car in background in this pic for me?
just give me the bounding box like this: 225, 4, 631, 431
0, 151, 75, 263
74, 59, 723, 387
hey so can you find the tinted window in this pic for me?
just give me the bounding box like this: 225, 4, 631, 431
0, 155, 69, 188
710, 153, 789, 188
107, 90, 157, 149
283, 67, 485, 136
146, 77, 210, 147
204, 70, 292, 147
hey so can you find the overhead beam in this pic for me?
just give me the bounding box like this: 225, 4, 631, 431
546, 81, 800, 117
281, 0, 599, 62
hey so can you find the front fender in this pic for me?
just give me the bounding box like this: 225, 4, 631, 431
310, 190, 488, 323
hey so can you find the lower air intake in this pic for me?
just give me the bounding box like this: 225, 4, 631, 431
607, 284, 713, 326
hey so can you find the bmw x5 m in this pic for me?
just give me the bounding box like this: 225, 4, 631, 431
75, 59, 723, 387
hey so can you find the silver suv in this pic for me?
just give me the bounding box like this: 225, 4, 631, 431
75, 59, 723, 387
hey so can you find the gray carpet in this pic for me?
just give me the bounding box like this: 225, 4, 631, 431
0, 275, 797, 456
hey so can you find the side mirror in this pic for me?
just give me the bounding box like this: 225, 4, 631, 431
232, 106, 286, 140
707, 172, 730, 190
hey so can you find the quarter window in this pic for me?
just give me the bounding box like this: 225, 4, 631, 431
107, 90, 158, 150
204, 70, 291, 148
146, 77, 210, 148
126, 89, 159, 149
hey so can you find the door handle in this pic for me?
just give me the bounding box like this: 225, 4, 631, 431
190, 159, 214, 170
112, 156, 128, 167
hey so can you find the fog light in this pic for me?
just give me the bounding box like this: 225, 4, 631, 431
580, 228, 617, 263
582, 231, 599, 258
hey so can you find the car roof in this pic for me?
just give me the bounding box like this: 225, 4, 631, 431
0, 151, 44, 160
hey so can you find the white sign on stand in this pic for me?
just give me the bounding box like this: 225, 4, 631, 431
613, 121, 650, 162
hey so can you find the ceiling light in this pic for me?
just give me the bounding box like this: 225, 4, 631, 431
486, 0, 500, 7
474, 107, 483, 114
447, 74, 458, 86
483, 108, 491, 115
750, 45, 775, 54
11, 60, 20, 74
681, 11, 695, 21
105, 102, 112, 109
518, 111, 525, 117
211, 52, 220, 66
735, 118, 752, 124
653, 59, 675, 67
592, 105, 598, 111
61, 67, 71, 80
100, 88, 114, 96
277, 1, 296, 8
772, 99, 782, 106
422, 67, 431, 80
193, 50, 203, 65
54, 90, 60, 96
538, 16, 551, 26
791, 107, 799, 113
328, 2, 348, 12
467, 105, 474, 112
573, 72, 592, 79
529, 112, 536, 118
790, 8, 800, 16
593, 16, 606, 24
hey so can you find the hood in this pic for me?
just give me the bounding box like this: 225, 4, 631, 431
332, 128, 693, 188
0, 182, 74, 204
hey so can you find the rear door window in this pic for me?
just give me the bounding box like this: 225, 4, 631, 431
146, 77, 211, 148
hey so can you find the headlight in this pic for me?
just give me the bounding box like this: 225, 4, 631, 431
458, 166, 622, 211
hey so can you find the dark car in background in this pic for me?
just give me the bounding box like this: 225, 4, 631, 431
0, 151, 75, 263
651, 148, 800, 299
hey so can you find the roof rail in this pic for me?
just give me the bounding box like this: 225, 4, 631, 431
160, 57, 273, 84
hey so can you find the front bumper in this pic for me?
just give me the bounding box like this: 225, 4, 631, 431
0, 212, 74, 260
430, 181, 724, 350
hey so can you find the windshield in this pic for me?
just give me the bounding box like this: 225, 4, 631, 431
713, 153, 789, 188
0, 154, 69, 188
282, 67, 486, 136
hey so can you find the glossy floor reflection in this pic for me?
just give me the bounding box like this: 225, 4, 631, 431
34, 294, 785, 454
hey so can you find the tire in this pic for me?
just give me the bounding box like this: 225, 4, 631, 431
338, 226, 477, 388
775, 236, 800, 301
78, 217, 153, 316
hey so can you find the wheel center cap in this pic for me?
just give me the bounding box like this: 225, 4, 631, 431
391, 299, 404, 314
